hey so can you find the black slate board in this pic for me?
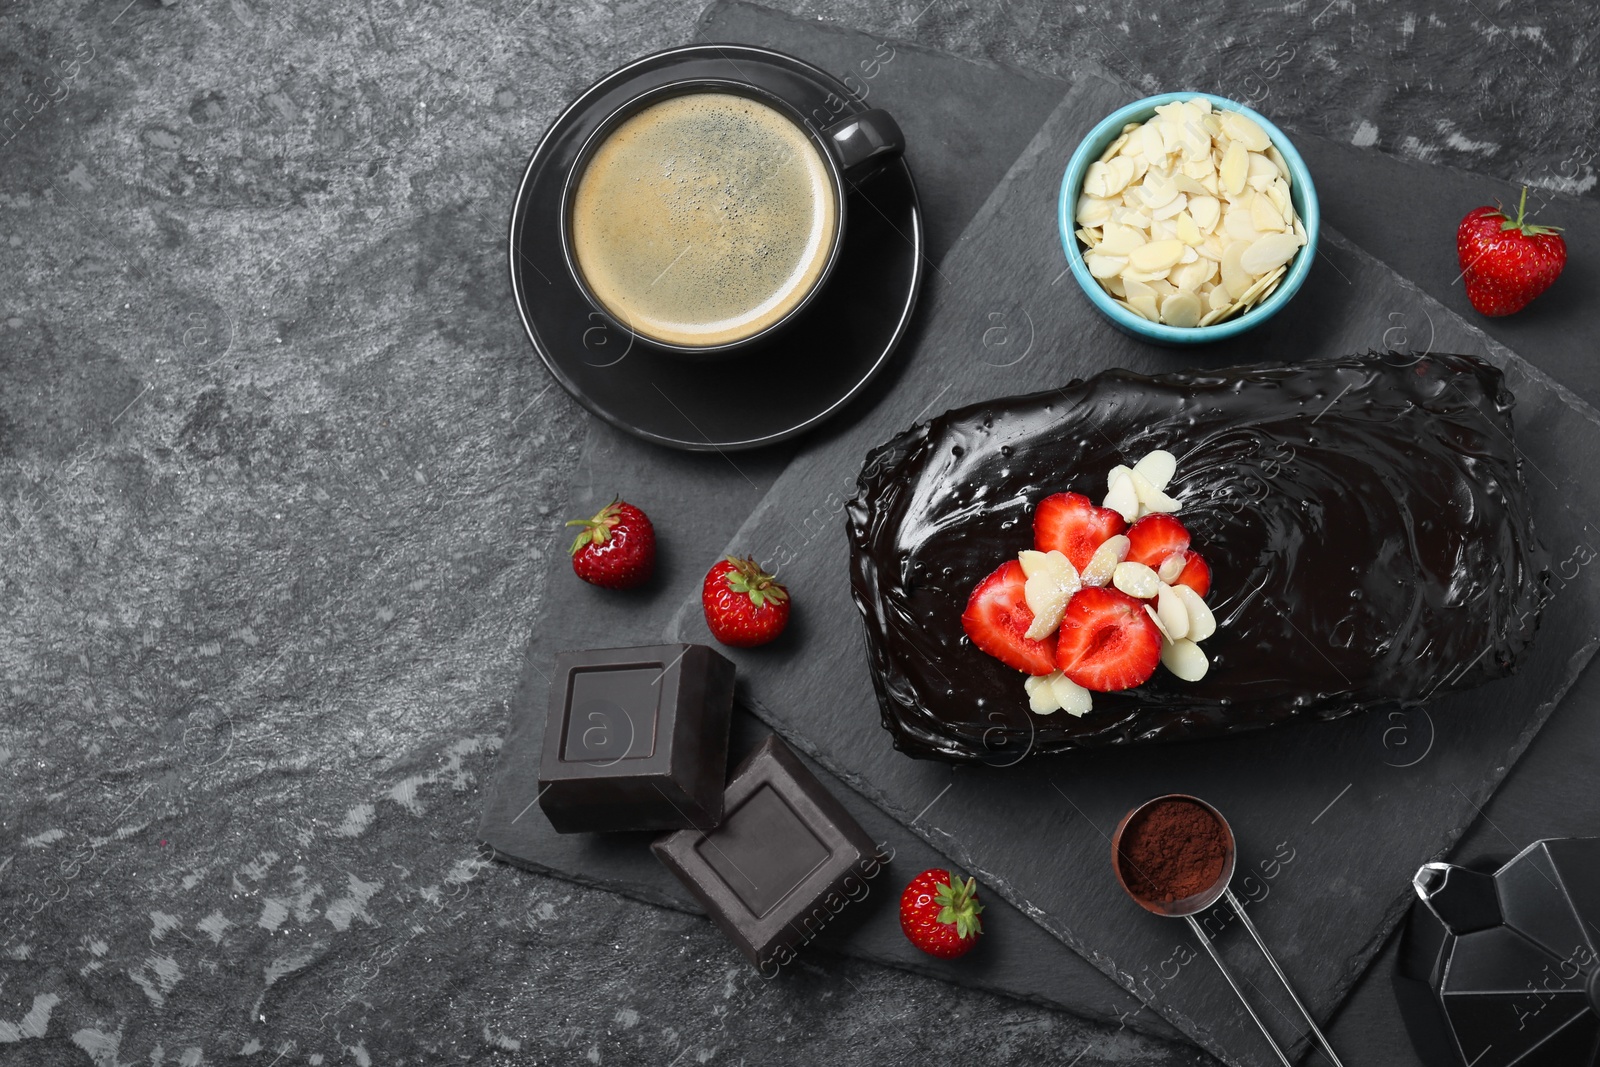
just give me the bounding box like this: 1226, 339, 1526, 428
662, 69, 1600, 1067
481, 3, 1600, 1059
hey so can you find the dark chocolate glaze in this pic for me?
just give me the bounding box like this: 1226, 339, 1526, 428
846, 352, 1548, 763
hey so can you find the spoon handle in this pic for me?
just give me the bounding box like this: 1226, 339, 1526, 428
1184, 913, 1294, 1067
1224, 888, 1346, 1067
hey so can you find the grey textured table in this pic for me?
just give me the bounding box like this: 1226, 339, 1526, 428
2, 1, 1596, 1064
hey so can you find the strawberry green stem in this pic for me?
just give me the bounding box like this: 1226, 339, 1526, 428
566, 499, 622, 556
1497, 186, 1563, 237
934, 872, 985, 940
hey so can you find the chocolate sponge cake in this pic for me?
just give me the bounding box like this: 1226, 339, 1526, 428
846, 352, 1547, 763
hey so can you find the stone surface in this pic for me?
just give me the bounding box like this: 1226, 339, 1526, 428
1, 0, 1596, 1064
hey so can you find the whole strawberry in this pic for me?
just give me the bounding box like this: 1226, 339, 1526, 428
566, 499, 655, 589
900, 868, 984, 959
701, 556, 789, 647
1457, 187, 1566, 317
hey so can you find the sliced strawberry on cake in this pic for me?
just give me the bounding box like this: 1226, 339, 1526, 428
1034, 492, 1127, 571
961, 560, 1058, 675
1055, 587, 1163, 692
1174, 552, 1211, 597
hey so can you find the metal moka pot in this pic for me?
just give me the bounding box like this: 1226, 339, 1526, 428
1395, 837, 1600, 1066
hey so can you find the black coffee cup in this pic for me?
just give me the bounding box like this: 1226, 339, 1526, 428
558, 77, 904, 359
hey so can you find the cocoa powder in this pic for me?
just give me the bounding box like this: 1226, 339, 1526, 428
1117, 798, 1229, 904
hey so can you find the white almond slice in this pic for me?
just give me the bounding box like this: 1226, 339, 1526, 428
1105, 156, 1138, 196
1151, 194, 1188, 221
1188, 195, 1221, 233
1128, 239, 1185, 273
1098, 222, 1146, 257
1201, 113, 1222, 138
1102, 472, 1140, 525
1221, 241, 1253, 300
1156, 583, 1190, 640
1240, 232, 1301, 276
1017, 548, 1051, 578
1098, 133, 1130, 163
1266, 176, 1291, 213
1101, 274, 1127, 298
1186, 96, 1213, 115
1220, 139, 1250, 196
1174, 212, 1203, 246
1177, 245, 1199, 265
1136, 174, 1179, 212
1171, 584, 1215, 641
1085, 253, 1128, 280
1123, 268, 1171, 285
1148, 217, 1179, 242
1207, 283, 1234, 312
1236, 265, 1286, 307
1180, 123, 1212, 163
1024, 673, 1063, 714
1023, 560, 1079, 640
1250, 191, 1287, 233
1132, 449, 1177, 490
1076, 195, 1115, 227
1143, 604, 1174, 643
1223, 206, 1261, 243
1075, 227, 1102, 249
1115, 297, 1153, 322
1049, 672, 1093, 717
1117, 208, 1153, 230
1137, 122, 1165, 161
1127, 292, 1160, 321
1082, 161, 1115, 199
1112, 560, 1161, 599
1246, 151, 1279, 181
1221, 111, 1272, 151
1267, 144, 1290, 179
1128, 467, 1181, 514
1145, 277, 1176, 300
1173, 172, 1211, 197
1182, 157, 1216, 182
1081, 533, 1131, 585
1160, 289, 1203, 328
1198, 306, 1229, 327
1105, 464, 1134, 491
1157, 551, 1187, 584
1162, 638, 1210, 681
1122, 277, 1156, 302
1293, 216, 1308, 245
1246, 173, 1277, 194
1157, 117, 1185, 159
1169, 258, 1214, 292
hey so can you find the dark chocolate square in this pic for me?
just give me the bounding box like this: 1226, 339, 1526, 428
537, 644, 735, 834
653, 735, 886, 971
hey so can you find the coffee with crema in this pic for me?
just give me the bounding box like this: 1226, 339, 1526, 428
569, 91, 838, 348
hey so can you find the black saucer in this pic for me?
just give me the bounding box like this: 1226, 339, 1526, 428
507, 45, 924, 452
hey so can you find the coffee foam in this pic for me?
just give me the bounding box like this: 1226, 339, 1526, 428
570, 92, 838, 348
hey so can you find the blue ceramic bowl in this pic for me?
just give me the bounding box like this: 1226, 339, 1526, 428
1057, 93, 1320, 346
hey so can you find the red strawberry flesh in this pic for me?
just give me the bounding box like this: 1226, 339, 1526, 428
961, 560, 1057, 675
1055, 587, 1162, 692
1175, 552, 1212, 598
1125, 514, 1190, 569
1034, 492, 1127, 571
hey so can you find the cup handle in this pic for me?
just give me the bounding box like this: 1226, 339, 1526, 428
822, 108, 904, 184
